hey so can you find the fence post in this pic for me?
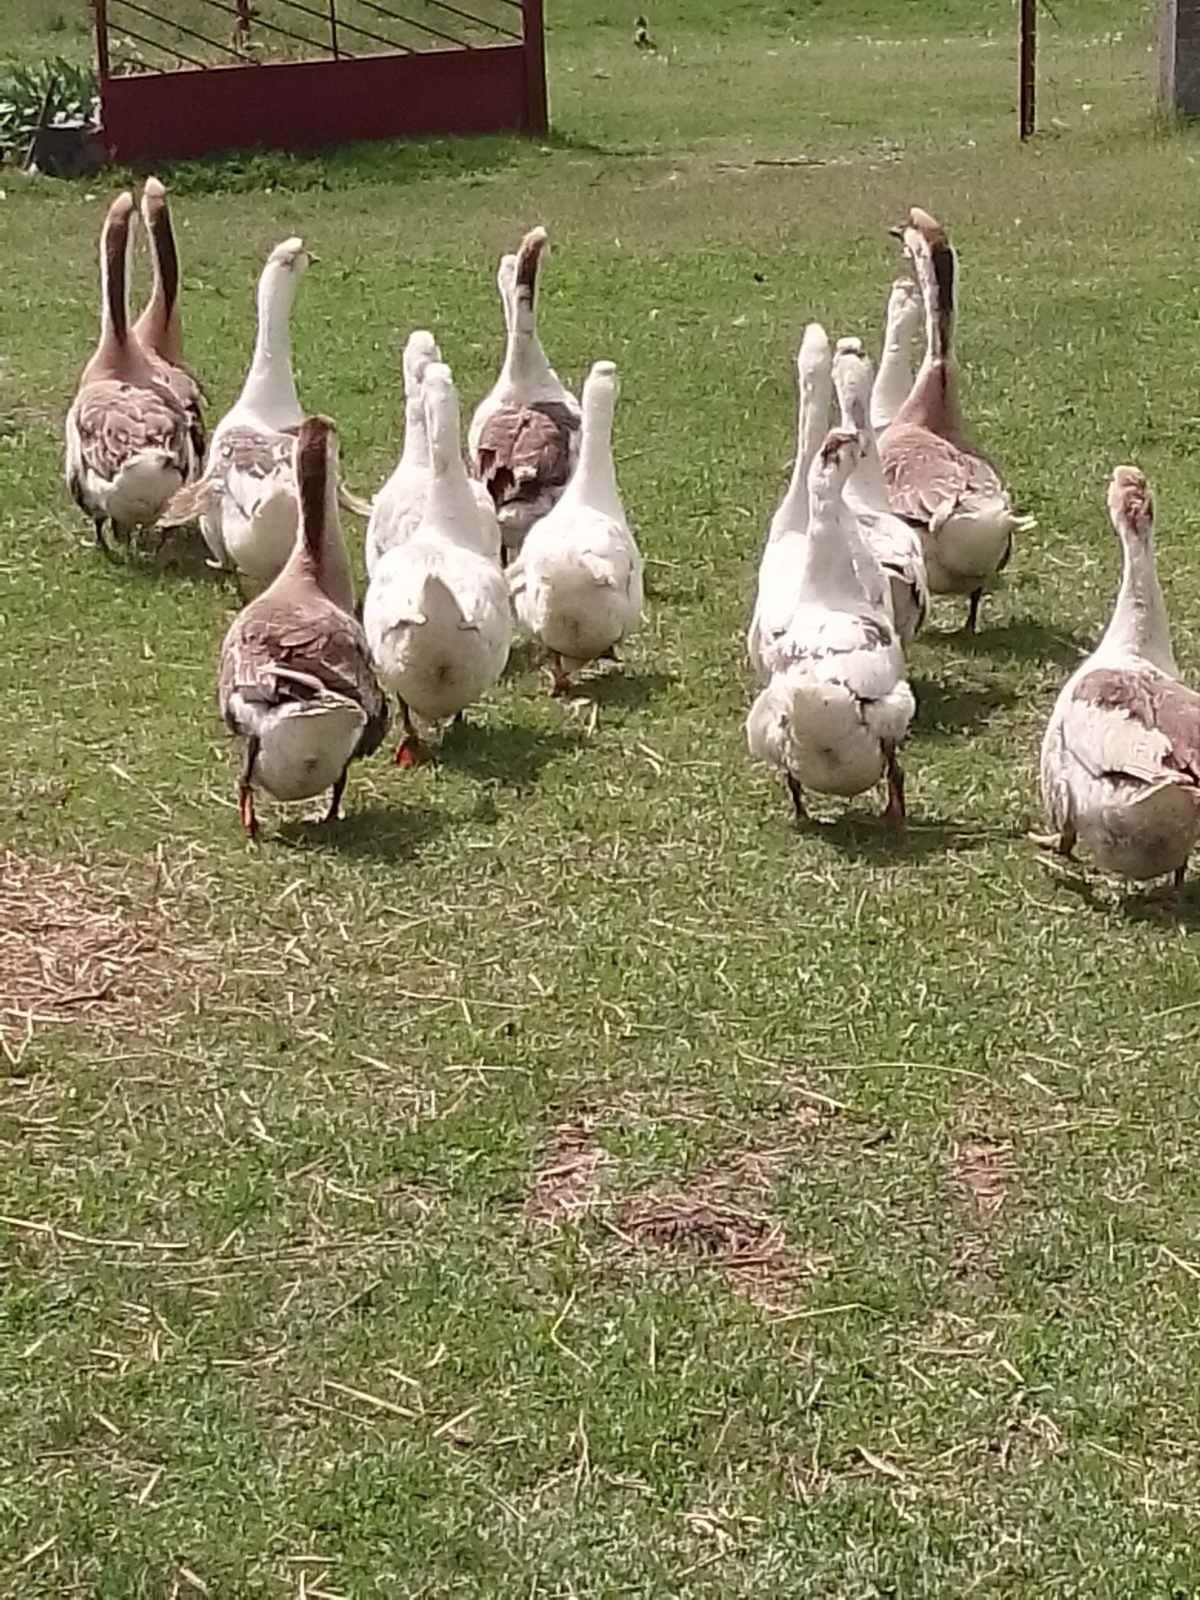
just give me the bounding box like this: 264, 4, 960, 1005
329, 0, 340, 59
93, 0, 110, 83
1018, 0, 1036, 139
522, 0, 548, 135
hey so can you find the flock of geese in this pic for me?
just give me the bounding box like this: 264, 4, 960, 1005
62, 186, 1200, 890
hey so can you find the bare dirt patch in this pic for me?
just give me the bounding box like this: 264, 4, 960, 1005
948, 1118, 1018, 1280
0, 851, 216, 1062
526, 1114, 613, 1225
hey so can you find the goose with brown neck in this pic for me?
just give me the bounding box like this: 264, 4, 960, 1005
878, 206, 1034, 632
366, 329, 500, 578
159, 237, 314, 592
1033, 467, 1200, 887
746, 428, 916, 826
507, 359, 643, 696
364, 362, 512, 766
468, 226, 582, 563
217, 416, 387, 841
65, 191, 193, 556
132, 176, 207, 464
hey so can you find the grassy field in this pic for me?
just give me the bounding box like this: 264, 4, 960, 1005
10, 0, 1200, 1594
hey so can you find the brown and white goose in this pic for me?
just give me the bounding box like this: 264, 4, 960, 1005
1034, 467, 1200, 887
217, 416, 388, 840
878, 207, 1033, 632
132, 176, 207, 466
468, 226, 581, 563
65, 192, 193, 556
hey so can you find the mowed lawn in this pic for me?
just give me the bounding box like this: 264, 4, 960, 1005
6, 0, 1200, 1593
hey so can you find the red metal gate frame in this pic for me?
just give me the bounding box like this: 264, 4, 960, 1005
94, 0, 547, 163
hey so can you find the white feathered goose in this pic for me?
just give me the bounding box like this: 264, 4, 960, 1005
1034, 466, 1200, 887
508, 360, 643, 695
65, 191, 194, 557
364, 362, 512, 766
833, 336, 928, 645
132, 176, 207, 466
468, 226, 581, 562
746, 428, 916, 825
878, 207, 1033, 632
366, 329, 499, 578
160, 237, 311, 591
217, 416, 387, 840
870, 275, 922, 434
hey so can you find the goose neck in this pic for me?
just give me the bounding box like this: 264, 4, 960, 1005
138, 209, 182, 361
773, 368, 830, 538
1100, 534, 1177, 674
99, 208, 132, 350
241, 265, 301, 420
801, 481, 863, 604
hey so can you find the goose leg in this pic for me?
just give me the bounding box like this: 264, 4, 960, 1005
1174, 863, 1187, 890
1028, 817, 1076, 858
881, 745, 906, 827
548, 652, 572, 697
601, 644, 621, 664
238, 736, 260, 842
324, 767, 349, 827
965, 588, 983, 634
94, 517, 118, 561
786, 775, 806, 823
394, 698, 430, 767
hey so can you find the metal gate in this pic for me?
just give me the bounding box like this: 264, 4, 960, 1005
93, 0, 547, 162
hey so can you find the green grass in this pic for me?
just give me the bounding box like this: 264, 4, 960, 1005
7, 0, 1200, 1594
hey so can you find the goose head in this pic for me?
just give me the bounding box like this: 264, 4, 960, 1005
422, 360, 464, 471
884, 276, 922, 343
889, 206, 954, 357
832, 336, 873, 435
1108, 465, 1154, 547
813, 427, 863, 492
265, 235, 311, 284
510, 225, 550, 340
402, 329, 440, 402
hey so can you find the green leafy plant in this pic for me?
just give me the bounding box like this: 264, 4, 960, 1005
0, 56, 97, 159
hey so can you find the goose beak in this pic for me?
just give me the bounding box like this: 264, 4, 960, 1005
887, 224, 905, 241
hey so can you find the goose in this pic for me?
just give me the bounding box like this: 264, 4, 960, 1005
65, 191, 194, 557
749, 324, 891, 681
746, 428, 915, 825
878, 207, 1033, 632
468, 226, 582, 562
1033, 466, 1200, 887
216, 415, 388, 841
132, 176, 207, 466
158, 237, 312, 591
363, 362, 512, 766
833, 336, 928, 645
365, 329, 499, 579
508, 360, 643, 695
870, 276, 922, 434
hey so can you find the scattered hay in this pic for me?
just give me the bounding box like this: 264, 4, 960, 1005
526, 1116, 612, 1225
0, 851, 212, 1061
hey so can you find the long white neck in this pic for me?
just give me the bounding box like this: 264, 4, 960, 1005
1098, 531, 1177, 674
238, 261, 301, 425
567, 366, 622, 519
834, 355, 890, 513
425, 372, 488, 552
800, 461, 865, 609
871, 309, 917, 432
771, 354, 830, 541
500, 294, 555, 391
400, 391, 431, 473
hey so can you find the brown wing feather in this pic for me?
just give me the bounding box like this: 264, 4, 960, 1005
155, 357, 207, 462
879, 422, 1004, 527
1072, 666, 1200, 784
73, 378, 191, 483
219, 589, 388, 760
476, 400, 579, 509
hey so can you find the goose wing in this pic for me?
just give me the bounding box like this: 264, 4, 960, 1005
475, 401, 579, 513
878, 422, 1006, 528
71, 378, 191, 485
220, 592, 387, 758
160, 424, 296, 527
1061, 665, 1200, 787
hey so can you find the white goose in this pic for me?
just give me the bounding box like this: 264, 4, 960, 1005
879, 207, 1033, 633
749, 325, 891, 680
217, 416, 388, 840
132, 176, 207, 466
1034, 466, 1200, 887
365, 329, 499, 579
65, 191, 193, 556
508, 360, 643, 695
833, 336, 928, 645
160, 237, 311, 590
364, 362, 512, 766
746, 428, 916, 825
468, 226, 581, 561
870, 275, 922, 434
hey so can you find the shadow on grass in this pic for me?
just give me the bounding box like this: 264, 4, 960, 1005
910, 676, 1015, 739
921, 619, 1091, 669
279, 803, 445, 862
1041, 859, 1200, 929
582, 667, 673, 711
779, 809, 997, 864
438, 718, 580, 788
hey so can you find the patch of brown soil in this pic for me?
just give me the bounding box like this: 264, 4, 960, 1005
951, 1135, 1015, 1223
526, 1115, 612, 1225
0, 852, 213, 1062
